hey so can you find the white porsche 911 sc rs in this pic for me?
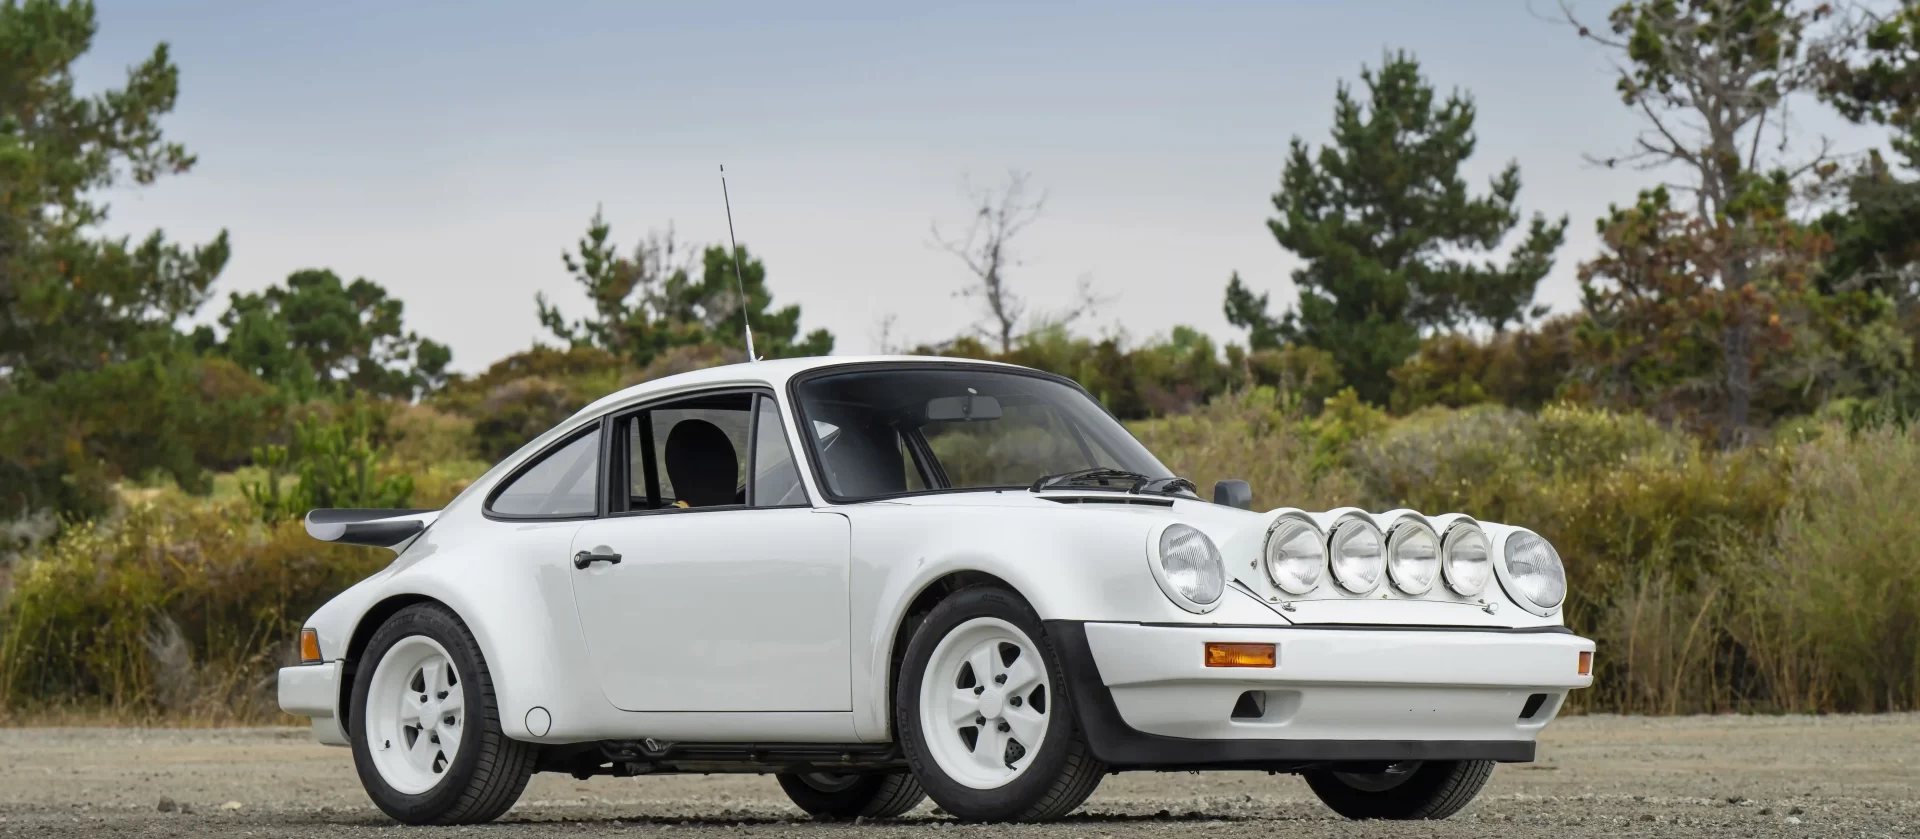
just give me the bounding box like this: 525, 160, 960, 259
279, 356, 1593, 825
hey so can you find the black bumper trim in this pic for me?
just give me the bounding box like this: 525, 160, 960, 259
1044, 620, 1537, 770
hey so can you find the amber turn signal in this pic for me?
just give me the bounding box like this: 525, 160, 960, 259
300, 629, 323, 664
1204, 642, 1276, 668
1577, 650, 1593, 676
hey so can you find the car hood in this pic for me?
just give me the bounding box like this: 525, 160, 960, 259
864, 489, 1259, 541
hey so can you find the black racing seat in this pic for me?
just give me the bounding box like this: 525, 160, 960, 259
821, 422, 909, 498
663, 420, 739, 507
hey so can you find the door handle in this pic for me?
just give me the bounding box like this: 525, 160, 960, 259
573, 550, 623, 570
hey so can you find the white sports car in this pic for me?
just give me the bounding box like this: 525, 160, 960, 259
279, 356, 1593, 824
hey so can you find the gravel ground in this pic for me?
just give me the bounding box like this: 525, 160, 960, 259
0, 715, 1914, 838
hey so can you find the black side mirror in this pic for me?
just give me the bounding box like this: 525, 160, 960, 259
1212, 479, 1252, 510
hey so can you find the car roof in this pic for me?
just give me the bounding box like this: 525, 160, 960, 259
570, 354, 1029, 419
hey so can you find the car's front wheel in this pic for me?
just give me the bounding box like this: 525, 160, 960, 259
349, 603, 536, 825
775, 771, 925, 818
895, 586, 1107, 822
1304, 760, 1494, 820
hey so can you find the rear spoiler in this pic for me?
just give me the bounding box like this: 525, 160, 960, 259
304, 509, 441, 550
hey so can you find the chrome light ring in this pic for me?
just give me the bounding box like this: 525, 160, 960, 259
1440, 520, 1494, 597
1326, 517, 1386, 595
1384, 517, 1441, 595
1147, 522, 1226, 613
1263, 514, 1328, 595
1492, 527, 1568, 616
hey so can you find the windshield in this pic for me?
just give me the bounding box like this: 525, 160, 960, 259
793, 366, 1177, 501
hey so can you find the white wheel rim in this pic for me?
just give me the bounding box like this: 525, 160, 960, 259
918, 617, 1052, 790
365, 636, 465, 795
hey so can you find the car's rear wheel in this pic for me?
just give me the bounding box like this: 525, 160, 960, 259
775, 771, 925, 818
896, 586, 1106, 822
350, 603, 536, 825
1304, 759, 1494, 820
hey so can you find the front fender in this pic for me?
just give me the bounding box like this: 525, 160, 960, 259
843, 504, 1283, 741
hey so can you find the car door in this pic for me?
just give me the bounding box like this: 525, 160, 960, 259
567, 391, 853, 713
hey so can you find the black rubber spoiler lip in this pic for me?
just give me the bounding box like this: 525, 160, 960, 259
303, 508, 439, 549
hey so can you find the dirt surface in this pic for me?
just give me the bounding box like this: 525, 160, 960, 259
0, 715, 1914, 837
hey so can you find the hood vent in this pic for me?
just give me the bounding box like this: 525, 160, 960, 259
1041, 495, 1176, 507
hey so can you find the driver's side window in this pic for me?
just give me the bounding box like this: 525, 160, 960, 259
609, 391, 808, 513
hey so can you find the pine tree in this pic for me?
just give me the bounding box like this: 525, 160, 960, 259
1225, 51, 1566, 404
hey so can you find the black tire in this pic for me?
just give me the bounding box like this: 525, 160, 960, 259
349, 603, 537, 825
895, 586, 1108, 822
776, 771, 926, 818
1304, 759, 1494, 820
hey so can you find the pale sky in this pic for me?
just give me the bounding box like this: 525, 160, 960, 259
79, 1, 1893, 372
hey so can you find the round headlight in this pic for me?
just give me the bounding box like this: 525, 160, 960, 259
1502, 530, 1567, 611
1328, 519, 1385, 594
1264, 517, 1326, 595
1386, 520, 1440, 594
1153, 524, 1225, 611
1441, 523, 1493, 596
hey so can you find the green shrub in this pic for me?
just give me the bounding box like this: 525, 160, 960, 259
1347, 402, 1797, 713
380, 402, 477, 468
1388, 317, 1578, 415
1129, 389, 1362, 512
1, 354, 286, 520
1733, 425, 1920, 712
243, 408, 414, 521
0, 499, 386, 720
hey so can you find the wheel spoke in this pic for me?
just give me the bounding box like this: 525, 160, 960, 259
966, 643, 998, 689
407, 727, 438, 771
399, 692, 426, 725
436, 719, 463, 761
947, 690, 981, 725
421, 657, 446, 696
969, 722, 1005, 770
1000, 654, 1041, 695
1003, 705, 1046, 748
437, 689, 464, 716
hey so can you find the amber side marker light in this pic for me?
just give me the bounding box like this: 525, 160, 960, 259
1205, 642, 1276, 668
1577, 651, 1593, 676
300, 629, 323, 664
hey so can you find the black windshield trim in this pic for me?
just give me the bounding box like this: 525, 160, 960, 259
787, 361, 1141, 506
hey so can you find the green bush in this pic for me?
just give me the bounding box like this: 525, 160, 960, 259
243, 408, 414, 521
1130, 389, 1362, 512
0, 499, 386, 720
1, 354, 285, 520
1387, 318, 1578, 415
1734, 425, 1920, 712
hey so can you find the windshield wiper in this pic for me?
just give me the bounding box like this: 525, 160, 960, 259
1029, 467, 1153, 493
1135, 476, 1198, 496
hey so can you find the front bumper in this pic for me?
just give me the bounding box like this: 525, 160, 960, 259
1048, 620, 1594, 770
277, 662, 349, 747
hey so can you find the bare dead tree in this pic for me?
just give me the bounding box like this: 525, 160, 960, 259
1557, 0, 1854, 218
1556, 0, 1863, 443
871, 312, 904, 355
933, 171, 1064, 353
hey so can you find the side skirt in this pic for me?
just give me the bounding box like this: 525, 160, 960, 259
540, 740, 905, 779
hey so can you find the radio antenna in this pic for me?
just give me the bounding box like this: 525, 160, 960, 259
719, 164, 758, 362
